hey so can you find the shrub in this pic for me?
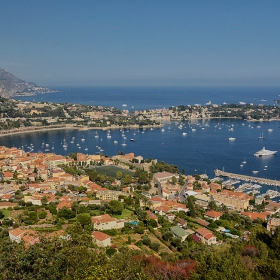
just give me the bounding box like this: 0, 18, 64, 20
38, 211, 47, 219
150, 242, 160, 252
142, 235, 151, 246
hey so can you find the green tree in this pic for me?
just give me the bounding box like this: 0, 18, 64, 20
116, 171, 122, 180
208, 199, 218, 211
171, 176, 178, 185
187, 195, 196, 218
150, 242, 160, 252
58, 207, 75, 220
77, 213, 92, 228
108, 200, 123, 215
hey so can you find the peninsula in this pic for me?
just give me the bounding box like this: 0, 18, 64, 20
0, 68, 54, 97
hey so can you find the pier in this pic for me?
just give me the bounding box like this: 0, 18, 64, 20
214, 169, 280, 187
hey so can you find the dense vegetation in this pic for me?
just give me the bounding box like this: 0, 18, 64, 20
1, 222, 280, 279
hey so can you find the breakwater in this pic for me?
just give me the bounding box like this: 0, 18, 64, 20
215, 169, 280, 187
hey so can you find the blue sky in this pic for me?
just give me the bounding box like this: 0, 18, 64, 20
1, 1, 280, 86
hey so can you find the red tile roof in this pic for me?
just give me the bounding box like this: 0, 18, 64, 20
92, 231, 110, 241
205, 210, 223, 219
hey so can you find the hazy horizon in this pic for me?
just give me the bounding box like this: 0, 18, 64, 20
1, 1, 280, 87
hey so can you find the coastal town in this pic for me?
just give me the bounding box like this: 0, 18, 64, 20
0, 96, 280, 135
0, 144, 280, 253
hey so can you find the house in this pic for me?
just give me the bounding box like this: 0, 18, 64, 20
153, 172, 179, 185
91, 214, 124, 230
92, 231, 111, 247
195, 227, 217, 245
0, 201, 18, 209
9, 228, 25, 243
170, 226, 189, 242
57, 200, 72, 210
96, 190, 128, 201
177, 218, 187, 229
241, 211, 267, 221
205, 210, 223, 221
46, 156, 67, 169
1, 193, 14, 201
267, 218, 280, 234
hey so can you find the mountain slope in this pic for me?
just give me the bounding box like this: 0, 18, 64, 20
0, 68, 53, 97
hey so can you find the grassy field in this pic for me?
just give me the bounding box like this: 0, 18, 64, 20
93, 165, 134, 177
113, 209, 134, 219
1, 209, 10, 218
90, 209, 134, 219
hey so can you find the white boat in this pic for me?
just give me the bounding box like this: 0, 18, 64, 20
113, 140, 118, 144
252, 170, 259, 174
268, 128, 273, 132
254, 147, 277, 157
81, 136, 85, 142
121, 141, 127, 146
228, 128, 234, 132
258, 132, 265, 139
95, 132, 99, 138
228, 137, 236, 141
182, 132, 187, 136
242, 158, 247, 164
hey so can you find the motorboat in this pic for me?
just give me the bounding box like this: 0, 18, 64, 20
228, 137, 236, 141
254, 147, 277, 157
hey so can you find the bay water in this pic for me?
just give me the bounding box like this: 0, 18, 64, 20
7, 86, 280, 197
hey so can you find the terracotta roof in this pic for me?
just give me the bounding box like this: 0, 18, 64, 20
92, 231, 110, 241
205, 210, 223, 218
241, 212, 267, 221
9, 228, 25, 237
91, 214, 116, 224
196, 227, 215, 240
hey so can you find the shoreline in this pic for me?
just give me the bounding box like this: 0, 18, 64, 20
0, 123, 163, 137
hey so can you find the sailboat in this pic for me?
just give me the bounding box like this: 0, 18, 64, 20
258, 132, 265, 139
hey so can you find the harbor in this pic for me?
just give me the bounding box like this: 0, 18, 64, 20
215, 169, 280, 187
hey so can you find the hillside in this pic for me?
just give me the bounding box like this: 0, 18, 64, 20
0, 68, 54, 97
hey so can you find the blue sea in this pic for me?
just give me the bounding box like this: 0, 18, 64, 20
7, 86, 280, 197
14, 85, 280, 111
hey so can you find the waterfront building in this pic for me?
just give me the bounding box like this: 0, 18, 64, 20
153, 171, 179, 185
212, 190, 250, 211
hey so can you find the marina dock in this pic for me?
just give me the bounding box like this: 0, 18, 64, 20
214, 169, 280, 187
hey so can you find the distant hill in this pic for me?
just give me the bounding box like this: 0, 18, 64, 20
0, 68, 54, 97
